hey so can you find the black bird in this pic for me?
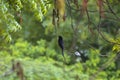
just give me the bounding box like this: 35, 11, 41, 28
58, 36, 65, 61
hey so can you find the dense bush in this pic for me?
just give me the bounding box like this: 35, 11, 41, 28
0, 39, 120, 80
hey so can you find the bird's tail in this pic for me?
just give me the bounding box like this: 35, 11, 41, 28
62, 49, 66, 64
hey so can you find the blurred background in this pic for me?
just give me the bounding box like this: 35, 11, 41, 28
0, 0, 120, 80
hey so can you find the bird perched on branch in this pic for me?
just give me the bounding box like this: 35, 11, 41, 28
58, 36, 66, 61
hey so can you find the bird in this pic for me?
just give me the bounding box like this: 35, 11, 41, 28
58, 36, 66, 61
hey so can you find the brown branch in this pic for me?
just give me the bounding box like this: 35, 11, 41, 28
97, 0, 104, 18
81, 0, 88, 15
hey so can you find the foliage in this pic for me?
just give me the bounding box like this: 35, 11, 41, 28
0, 0, 51, 44
0, 39, 120, 80
0, 0, 120, 80
112, 38, 120, 52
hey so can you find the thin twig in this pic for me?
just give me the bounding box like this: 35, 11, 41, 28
105, 0, 120, 20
